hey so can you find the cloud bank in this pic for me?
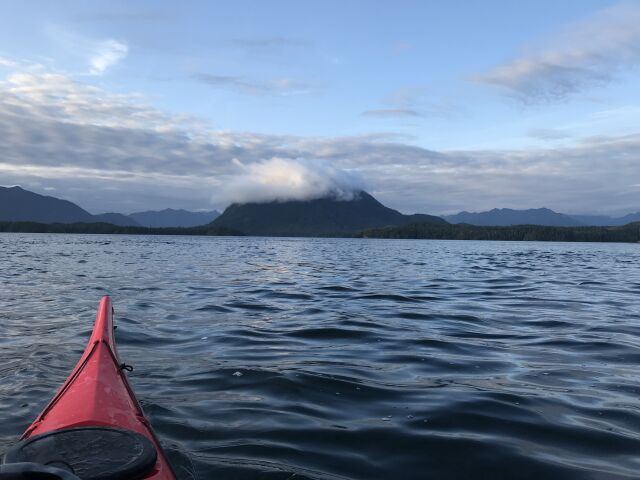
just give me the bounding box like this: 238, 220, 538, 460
474, 2, 640, 102
0, 63, 638, 215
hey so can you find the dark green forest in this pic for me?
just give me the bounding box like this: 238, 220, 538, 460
0, 222, 241, 236
2, 220, 640, 243
356, 222, 640, 243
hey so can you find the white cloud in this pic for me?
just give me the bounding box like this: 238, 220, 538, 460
1, 70, 204, 132
215, 157, 364, 205
0, 56, 17, 67
44, 26, 128, 76
89, 39, 128, 75
474, 2, 640, 102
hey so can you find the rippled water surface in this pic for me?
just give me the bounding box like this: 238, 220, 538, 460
2, 234, 640, 479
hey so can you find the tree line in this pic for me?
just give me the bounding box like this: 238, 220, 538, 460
0, 221, 241, 236
356, 222, 640, 243
2, 220, 640, 243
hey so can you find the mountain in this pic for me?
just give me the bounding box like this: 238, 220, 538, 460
569, 214, 615, 226
93, 213, 141, 227
211, 190, 447, 236
129, 208, 220, 228
570, 213, 640, 226
0, 186, 95, 223
616, 212, 640, 225
0, 186, 138, 226
444, 208, 582, 227
0, 186, 216, 227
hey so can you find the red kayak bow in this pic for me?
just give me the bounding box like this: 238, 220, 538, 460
15, 296, 176, 479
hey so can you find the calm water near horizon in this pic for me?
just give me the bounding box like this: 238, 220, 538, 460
1, 233, 640, 479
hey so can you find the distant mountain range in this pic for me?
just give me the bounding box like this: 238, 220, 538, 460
0, 186, 218, 228
2, 185, 639, 237
211, 190, 446, 236
444, 208, 640, 227
129, 208, 220, 227
569, 213, 640, 226
444, 208, 581, 227
92, 212, 140, 227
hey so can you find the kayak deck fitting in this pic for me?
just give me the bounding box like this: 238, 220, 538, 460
1, 296, 176, 480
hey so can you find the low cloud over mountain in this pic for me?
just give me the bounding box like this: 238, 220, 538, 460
214, 157, 364, 205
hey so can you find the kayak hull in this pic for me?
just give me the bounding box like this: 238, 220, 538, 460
22, 296, 176, 480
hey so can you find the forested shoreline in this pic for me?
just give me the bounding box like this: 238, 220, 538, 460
2, 220, 640, 243
0, 221, 241, 236
357, 222, 640, 243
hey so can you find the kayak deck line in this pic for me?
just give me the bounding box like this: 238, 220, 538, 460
24, 339, 149, 437
12, 296, 176, 479
24, 339, 104, 436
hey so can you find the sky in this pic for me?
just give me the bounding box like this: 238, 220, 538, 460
1, 0, 639, 215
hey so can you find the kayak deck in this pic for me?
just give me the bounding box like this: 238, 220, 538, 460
22, 296, 175, 479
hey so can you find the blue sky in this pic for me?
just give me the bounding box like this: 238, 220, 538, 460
1, 0, 639, 215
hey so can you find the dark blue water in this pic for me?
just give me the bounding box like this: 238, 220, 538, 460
1, 234, 640, 479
